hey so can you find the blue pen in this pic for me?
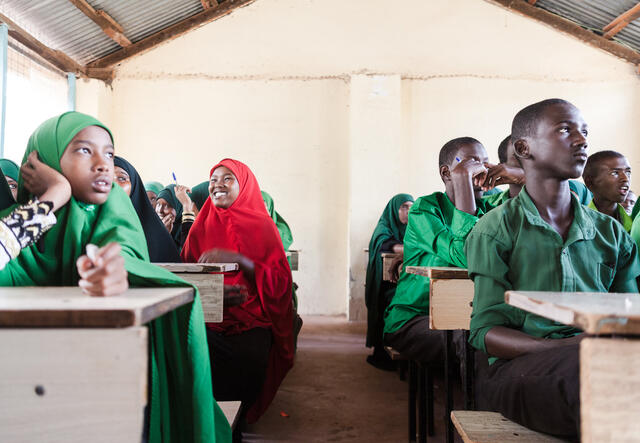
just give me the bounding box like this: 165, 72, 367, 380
455, 157, 461, 162
172, 172, 177, 185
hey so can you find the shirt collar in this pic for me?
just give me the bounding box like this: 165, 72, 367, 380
587, 200, 633, 233
516, 185, 595, 243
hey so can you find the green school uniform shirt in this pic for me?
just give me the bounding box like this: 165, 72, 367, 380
3, 112, 231, 443
587, 201, 633, 233
568, 179, 592, 205
482, 189, 511, 207
383, 192, 494, 335
466, 187, 640, 364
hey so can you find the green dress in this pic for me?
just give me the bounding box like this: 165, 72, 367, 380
365, 193, 414, 348
3, 112, 230, 443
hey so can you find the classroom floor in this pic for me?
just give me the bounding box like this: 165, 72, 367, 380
243, 315, 461, 442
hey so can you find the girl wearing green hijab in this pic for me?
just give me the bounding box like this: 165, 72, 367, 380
145, 181, 164, 208
0, 112, 231, 442
0, 158, 20, 201
365, 193, 414, 370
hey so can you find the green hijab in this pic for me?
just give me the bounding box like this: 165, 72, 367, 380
0, 158, 19, 181
3, 112, 230, 443
364, 193, 414, 348
146, 181, 164, 195
191, 180, 210, 210
157, 184, 185, 247
261, 191, 293, 251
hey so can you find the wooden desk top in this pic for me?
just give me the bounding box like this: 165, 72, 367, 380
505, 291, 640, 334
0, 287, 194, 328
381, 252, 402, 258
405, 266, 469, 279
154, 262, 239, 273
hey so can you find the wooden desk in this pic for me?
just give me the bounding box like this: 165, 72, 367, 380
405, 266, 473, 330
155, 262, 238, 323
381, 252, 402, 282
0, 286, 194, 443
286, 250, 300, 271
505, 291, 640, 442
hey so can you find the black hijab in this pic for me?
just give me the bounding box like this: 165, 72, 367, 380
114, 156, 181, 262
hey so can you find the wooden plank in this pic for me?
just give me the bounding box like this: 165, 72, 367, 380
67, 0, 132, 47
603, 3, 640, 39
405, 266, 469, 279
487, 0, 640, 66
177, 273, 224, 323
286, 250, 299, 271
154, 262, 238, 273
429, 279, 475, 330
505, 291, 640, 334
0, 328, 147, 442
201, 0, 219, 9
0, 12, 83, 74
0, 287, 194, 327
381, 252, 402, 282
451, 410, 566, 442
87, 0, 256, 69
581, 338, 640, 442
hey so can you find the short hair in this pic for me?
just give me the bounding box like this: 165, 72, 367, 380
497, 135, 511, 164
438, 137, 482, 167
583, 150, 626, 181
511, 98, 574, 143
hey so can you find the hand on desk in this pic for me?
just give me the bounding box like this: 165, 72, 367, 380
224, 284, 249, 307
77, 242, 129, 297
199, 248, 255, 283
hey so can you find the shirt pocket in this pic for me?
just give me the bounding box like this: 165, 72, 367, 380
597, 262, 615, 291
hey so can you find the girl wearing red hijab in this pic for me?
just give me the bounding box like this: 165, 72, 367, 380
181, 159, 294, 424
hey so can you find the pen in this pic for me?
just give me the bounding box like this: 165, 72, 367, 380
172, 172, 177, 185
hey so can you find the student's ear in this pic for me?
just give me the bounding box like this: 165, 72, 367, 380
513, 139, 531, 161
439, 164, 451, 183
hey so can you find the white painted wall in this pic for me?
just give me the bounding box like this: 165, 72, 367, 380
77, 0, 640, 317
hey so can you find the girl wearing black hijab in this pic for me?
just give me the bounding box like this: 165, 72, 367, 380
114, 156, 181, 263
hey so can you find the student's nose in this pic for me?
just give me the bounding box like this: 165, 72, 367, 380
572, 130, 587, 147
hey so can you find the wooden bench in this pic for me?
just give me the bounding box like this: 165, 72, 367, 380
154, 262, 238, 323
506, 290, 640, 442
286, 250, 300, 271
451, 411, 567, 442
0, 286, 194, 442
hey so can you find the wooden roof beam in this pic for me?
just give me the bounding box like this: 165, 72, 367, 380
200, 0, 219, 9
67, 0, 131, 47
0, 12, 114, 82
88, 0, 255, 69
603, 2, 640, 39
487, 0, 640, 66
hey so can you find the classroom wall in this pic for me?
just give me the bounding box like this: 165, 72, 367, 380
77, 0, 640, 318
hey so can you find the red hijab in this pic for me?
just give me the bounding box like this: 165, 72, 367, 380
181, 158, 294, 423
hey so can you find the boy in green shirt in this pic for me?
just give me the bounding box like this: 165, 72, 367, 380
466, 99, 640, 438
583, 150, 633, 232
383, 137, 492, 362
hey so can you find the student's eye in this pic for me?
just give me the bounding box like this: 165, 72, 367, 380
8, 183, 16, 189
105, 151, 114, 159
559, 126, 569, 133
581, 130, 588, 137
77, 146, 91, 154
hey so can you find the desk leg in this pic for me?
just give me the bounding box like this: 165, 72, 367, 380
581, 338, 640, 442
0, 328, 147, 443
444, 330, 454, 443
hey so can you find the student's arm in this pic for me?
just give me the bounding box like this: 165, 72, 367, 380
380, 237, 401, 253
450, 159, 486, 215
392, 243, 404, 254
21, 151, 71, 211
198, 248, 256, 284
482, 163, 525, 190
610, 233, 640, 293
175, 185, 199, 217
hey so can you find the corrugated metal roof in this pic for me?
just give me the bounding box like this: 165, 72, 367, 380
0, 0, 207, 65
535, 0, 640, 52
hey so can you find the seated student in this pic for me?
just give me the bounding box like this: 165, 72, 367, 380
155, 184, 198, 249
0, 112, 231, 442
365, 193, 414, 370
466, 99, 640, 438
583, 150, 633, 232
181, 158, 294, 424
383, 137, 492, 362
190, 180, 209, 210
114, 157, 181, 262
0, 152, 71, 269
145, 181, 163, 207
0, 158, 19, 201
261, 190, 303, 348
623, 190, 637, 215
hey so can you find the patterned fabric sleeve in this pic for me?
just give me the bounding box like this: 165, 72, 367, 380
0, 200, 56, 269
